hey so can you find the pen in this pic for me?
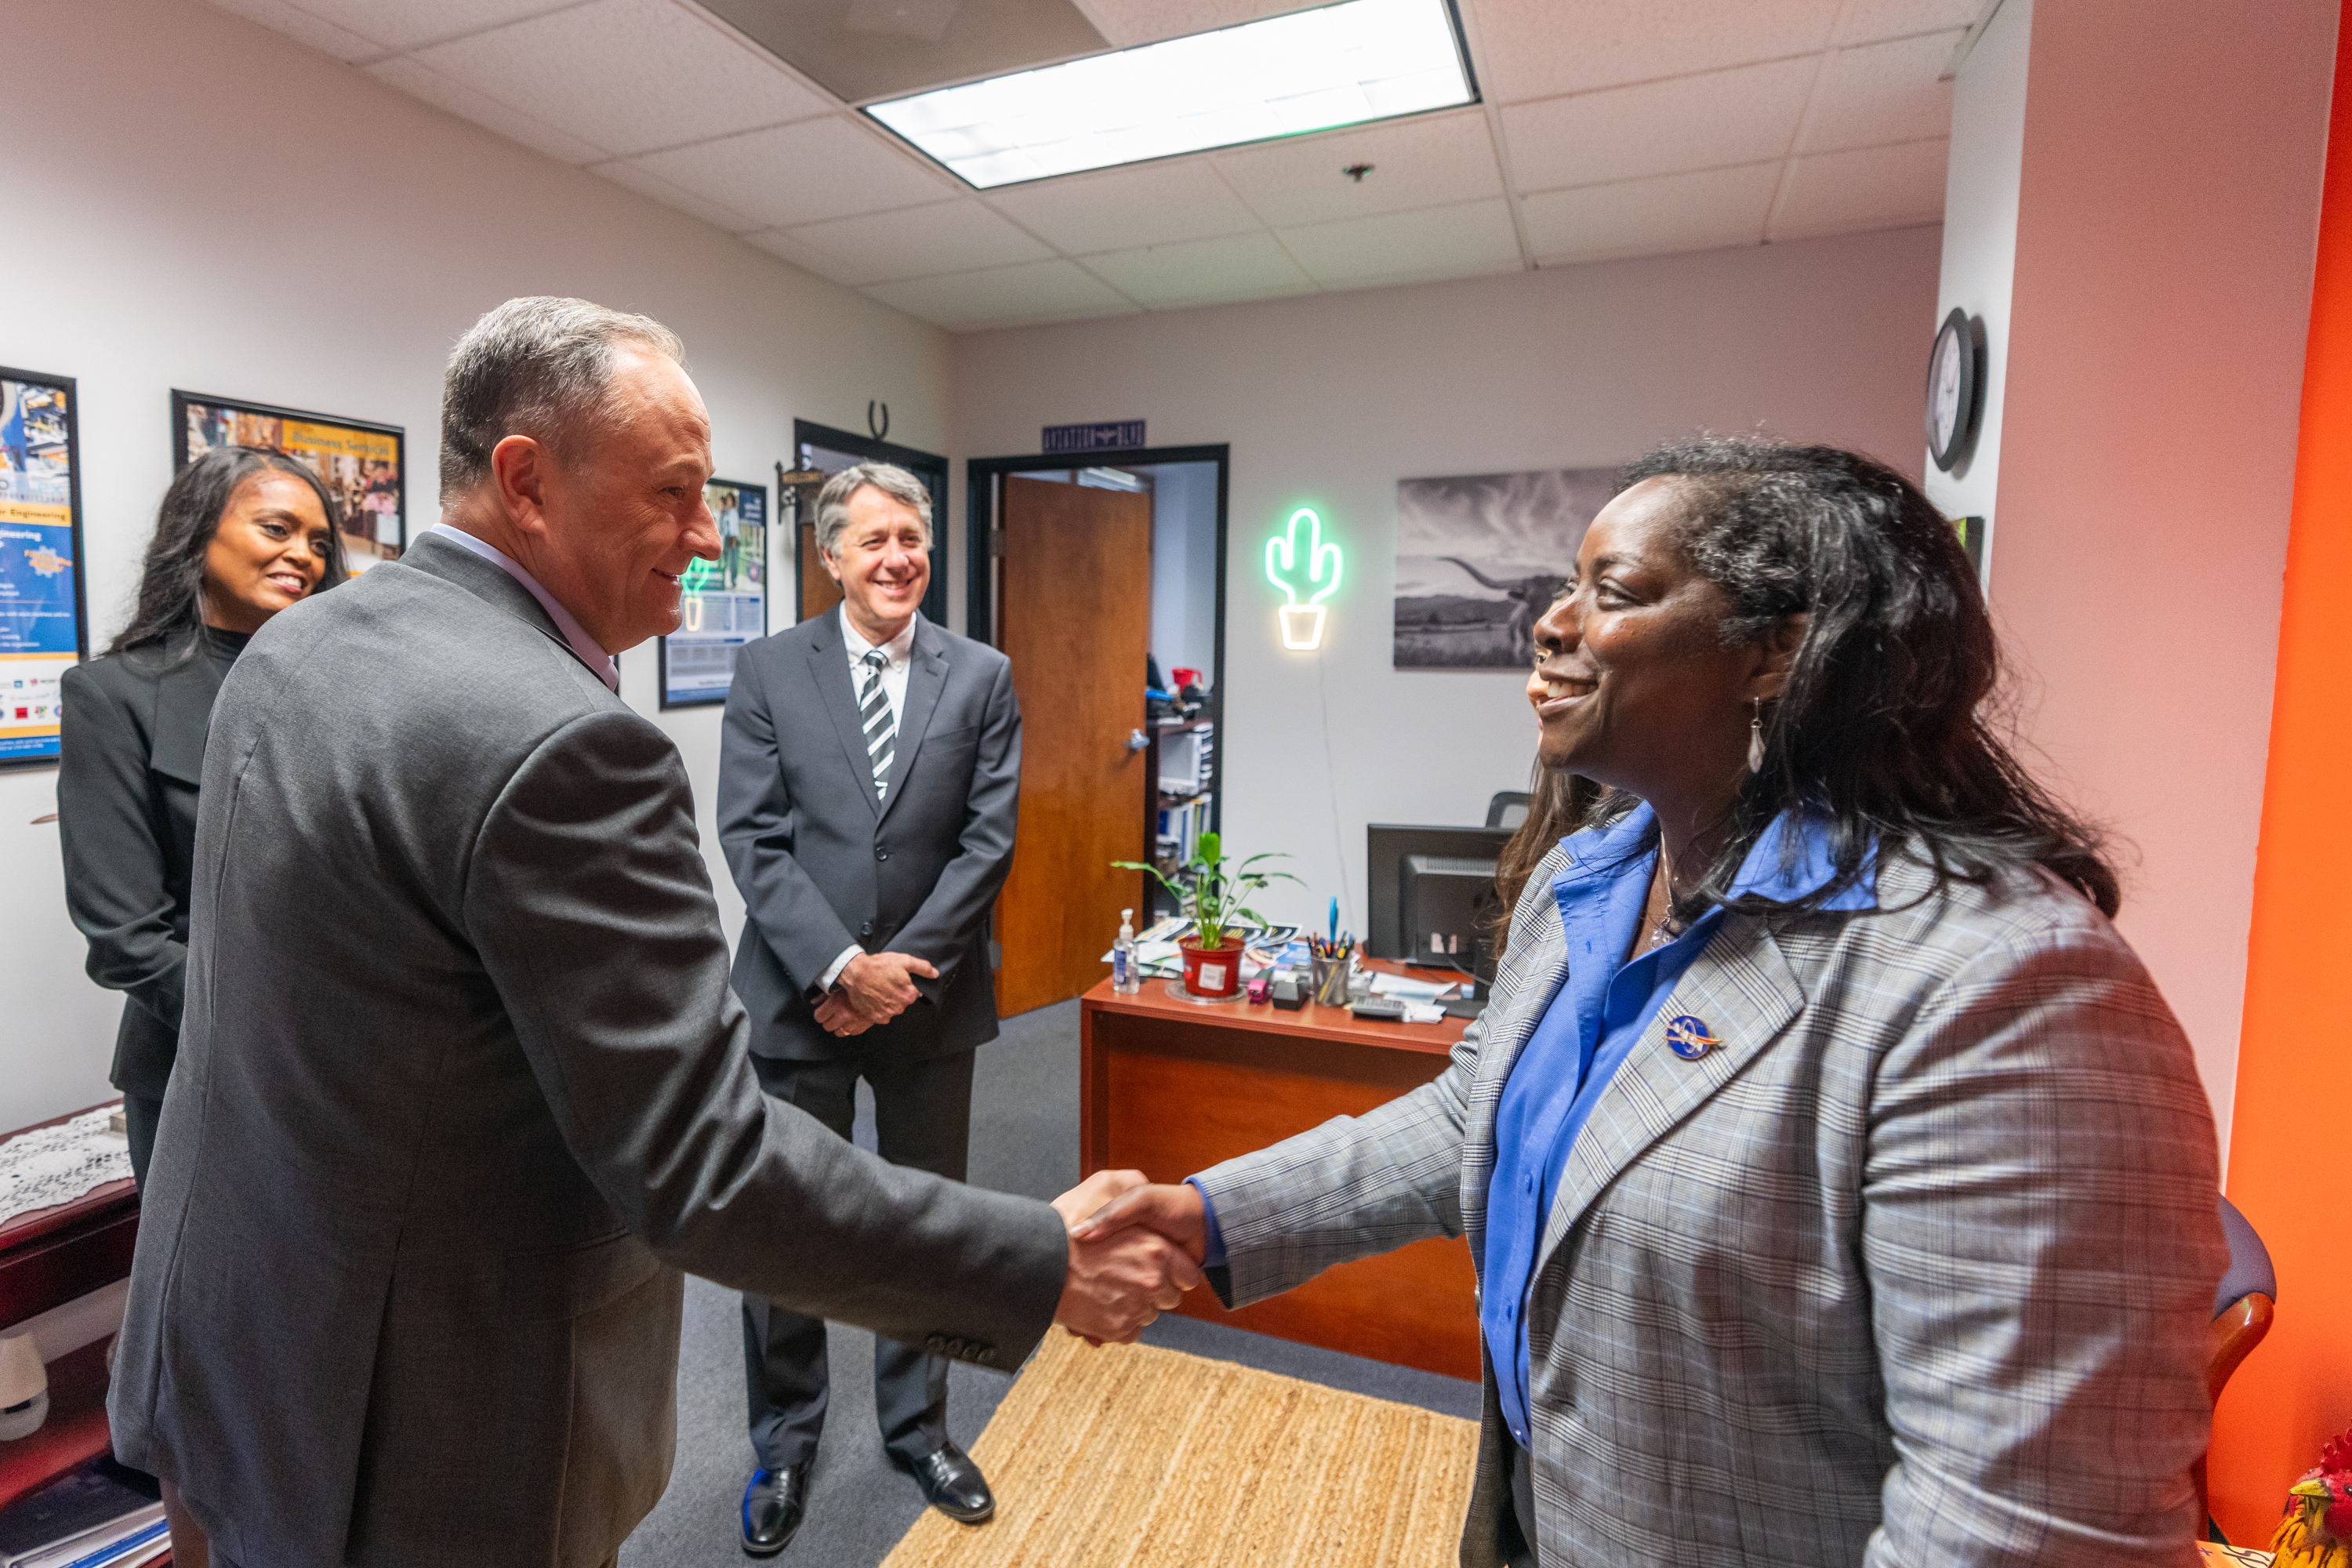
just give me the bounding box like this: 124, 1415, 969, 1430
1328, 897, 1338, 945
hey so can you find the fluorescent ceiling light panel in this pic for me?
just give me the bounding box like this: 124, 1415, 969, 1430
865, 0, 1475, 190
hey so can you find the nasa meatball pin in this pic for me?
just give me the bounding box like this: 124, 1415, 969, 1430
1664, 1014, 1720, 1061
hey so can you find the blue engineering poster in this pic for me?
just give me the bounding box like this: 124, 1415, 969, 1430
659, 477, 767, 708
0, 374, 84, 766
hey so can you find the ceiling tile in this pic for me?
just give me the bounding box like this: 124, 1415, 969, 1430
741, 227, 873, 286
263, 0, 574, 53
1520, 162, 1777, 264
864, 260, 1140, 330
1077, 230, 1315, 307
785, 201, 1056, 285
1274, 198, 1521, 288
1797, 31, 1961, 153
1073, 0, 1315, 47
410, 0, 833, 158
1502, 56, 1813, 194
1835, 0, 1986, 45
697, 0, 1105, 105
200, 0, 389, 60
589, 157, 762, 230
1768, 136, 1948, 239
365, 56, 612, 164
1214, 111, 1502, 227
626, 117, 960, 227
985, 162, 1263, 254
1464, 0, 1842, 103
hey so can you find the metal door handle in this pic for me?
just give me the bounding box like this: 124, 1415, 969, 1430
1126, 728, 1149, 753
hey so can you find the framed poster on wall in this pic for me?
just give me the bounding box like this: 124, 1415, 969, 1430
1394, 466, 1618, 669
0, 366, 88, 769
659, 476, 769, 709
173, 390, 405, 574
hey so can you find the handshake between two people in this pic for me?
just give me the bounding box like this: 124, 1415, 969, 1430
1046, 1169, 1214, 1346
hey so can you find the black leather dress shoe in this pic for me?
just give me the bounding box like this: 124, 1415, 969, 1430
741, 1465, 809, 1557
900, 1443, 994, 1524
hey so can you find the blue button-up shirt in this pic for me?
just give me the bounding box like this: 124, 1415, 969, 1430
1481, 804, 1877, 1448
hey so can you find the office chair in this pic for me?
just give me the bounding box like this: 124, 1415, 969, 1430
1486, 791, 1530, 829
2195, 1193, 2278, 1536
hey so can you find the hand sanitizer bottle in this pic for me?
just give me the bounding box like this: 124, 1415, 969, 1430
1112, 909, 1140, 993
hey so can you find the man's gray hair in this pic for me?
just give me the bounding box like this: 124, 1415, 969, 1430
439, 296, 685, 497
815, 462, 934, 556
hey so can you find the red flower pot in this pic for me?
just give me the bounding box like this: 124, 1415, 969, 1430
1178, 935, 1243, 998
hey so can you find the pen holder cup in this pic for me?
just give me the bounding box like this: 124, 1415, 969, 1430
1309, 953, 1352, 1007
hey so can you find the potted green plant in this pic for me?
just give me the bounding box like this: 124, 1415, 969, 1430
1114, 832, 1301, 999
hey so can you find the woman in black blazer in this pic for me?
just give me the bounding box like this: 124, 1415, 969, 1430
60, 446, 344, 1187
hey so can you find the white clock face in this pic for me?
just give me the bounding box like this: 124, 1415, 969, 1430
1932, 328, 1963, 451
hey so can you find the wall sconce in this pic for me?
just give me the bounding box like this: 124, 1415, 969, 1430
1265, 507, 1342, 650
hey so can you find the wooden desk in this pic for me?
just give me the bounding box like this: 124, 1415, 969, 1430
1078, 974, 1483, 1381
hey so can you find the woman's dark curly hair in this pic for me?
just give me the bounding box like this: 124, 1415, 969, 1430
1599, 434, 2118, 920
108, 447, 344, 659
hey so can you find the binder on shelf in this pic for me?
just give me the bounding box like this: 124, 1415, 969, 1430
0, 1457, 166, 1568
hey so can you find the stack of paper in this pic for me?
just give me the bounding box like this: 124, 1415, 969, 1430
1367, 972, 1461, 1004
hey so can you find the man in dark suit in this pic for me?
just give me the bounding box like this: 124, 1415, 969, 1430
718, 462, 1021, 1555
106, 297, 1196, 1568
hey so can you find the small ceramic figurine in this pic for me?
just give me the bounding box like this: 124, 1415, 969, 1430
2272, 1426, 2352, 1568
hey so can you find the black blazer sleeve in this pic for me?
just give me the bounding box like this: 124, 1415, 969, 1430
894, 654, 1021, 1001
58, 660, 189, 1035
717, 648, 861, 997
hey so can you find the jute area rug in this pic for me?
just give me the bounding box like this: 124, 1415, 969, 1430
880, 1330, 1479, 1568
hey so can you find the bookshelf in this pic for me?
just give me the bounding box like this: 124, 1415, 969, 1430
1142, 716, 1217, 921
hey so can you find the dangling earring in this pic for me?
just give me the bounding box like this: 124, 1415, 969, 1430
1747, 698, 1766, 774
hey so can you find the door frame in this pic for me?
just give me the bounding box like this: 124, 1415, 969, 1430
792, 419, 952, 626
964, 444, 1230, 838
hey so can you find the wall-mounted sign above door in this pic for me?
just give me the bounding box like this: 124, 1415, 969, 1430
1042, 419, 1145, 455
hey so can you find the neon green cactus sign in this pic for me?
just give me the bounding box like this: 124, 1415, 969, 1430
1265, 506, 1342, 650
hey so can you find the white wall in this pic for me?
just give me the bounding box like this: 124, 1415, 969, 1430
1923, 0, 2031, 549
0, 0, 948, 1134
952, 228, 1942, 935
1977, 0, 2334, 1147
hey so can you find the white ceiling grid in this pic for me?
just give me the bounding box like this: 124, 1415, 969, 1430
200, 0, 1978, 331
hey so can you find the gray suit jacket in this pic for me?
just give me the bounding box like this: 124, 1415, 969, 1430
1195, 842, 2224, 1567
718, 611, 1018, 1062
107, 534, 1069, 1568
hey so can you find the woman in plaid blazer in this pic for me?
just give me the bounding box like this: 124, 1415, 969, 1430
1078, 438, 2224, 1567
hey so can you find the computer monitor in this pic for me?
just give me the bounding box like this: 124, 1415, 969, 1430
1402, 855, 1504, 969
1365, 823, 1512, 964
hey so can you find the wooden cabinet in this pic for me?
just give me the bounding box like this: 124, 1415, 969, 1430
0, 1105, 145, 1525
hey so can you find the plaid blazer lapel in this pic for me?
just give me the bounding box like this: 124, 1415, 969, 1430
1534, 918, 1808, 1263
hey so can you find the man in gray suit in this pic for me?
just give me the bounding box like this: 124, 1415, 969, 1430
107, 296, 1196, 1568
717, 462, 1018, 1554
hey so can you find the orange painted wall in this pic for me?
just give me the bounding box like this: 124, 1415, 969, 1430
2211, 0, 2352, 1542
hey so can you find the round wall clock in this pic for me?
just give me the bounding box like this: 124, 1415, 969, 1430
1925, 307, 1981, 472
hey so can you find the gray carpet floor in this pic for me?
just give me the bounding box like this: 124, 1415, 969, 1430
619, 998, 1481, 1568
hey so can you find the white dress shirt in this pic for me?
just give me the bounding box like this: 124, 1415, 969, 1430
426, 522, 620, 694
819, 604, 920, 993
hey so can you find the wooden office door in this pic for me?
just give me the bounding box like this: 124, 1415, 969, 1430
995, 475, 1152, 1016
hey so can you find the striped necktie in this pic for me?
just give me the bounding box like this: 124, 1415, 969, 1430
858, 647, 895, 800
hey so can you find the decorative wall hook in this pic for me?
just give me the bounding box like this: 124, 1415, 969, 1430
867, 400, 890, 441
